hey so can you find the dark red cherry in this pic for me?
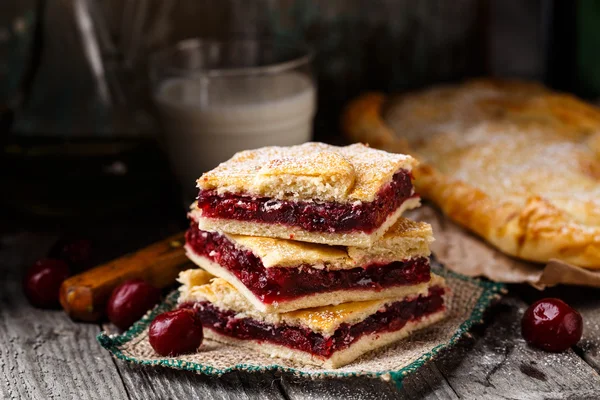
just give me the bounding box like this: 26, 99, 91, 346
50, 238, 92, 269
106, 279, 161, 330
521, 298, 583, 352
23, 259, 70, 308
149, 308, 204, 356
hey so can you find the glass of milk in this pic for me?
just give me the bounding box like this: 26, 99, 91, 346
149, 38, 316, 202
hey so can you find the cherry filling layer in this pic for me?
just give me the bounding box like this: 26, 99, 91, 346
180, 287, 445, 358
186, 225, 431, 304
196, 170, 414, 233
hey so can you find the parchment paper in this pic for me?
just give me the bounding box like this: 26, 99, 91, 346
407, 205, 600, 289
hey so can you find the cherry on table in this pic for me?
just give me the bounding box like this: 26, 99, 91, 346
106, 279, 161, 330
521, 298, 583, 352
23, 258, 70, 308
149, 308, 204, 356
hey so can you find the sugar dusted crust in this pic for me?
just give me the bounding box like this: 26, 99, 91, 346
182, 249, 434, 313
178, 264, 445, 336
347, 216, 433, 265
189, 205, 432, 268
196, 196, 421, 248
197, 142, 418, 203
342, 79, 600, 269
203, 307, 447, 368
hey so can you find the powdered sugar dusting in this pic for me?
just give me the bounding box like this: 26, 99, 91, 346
384, 80, 600, 231
197, 142, 417, 203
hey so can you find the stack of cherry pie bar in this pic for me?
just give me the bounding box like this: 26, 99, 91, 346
177, 143, 449, 368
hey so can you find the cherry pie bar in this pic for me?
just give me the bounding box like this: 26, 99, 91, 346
172, 142, 450, 368
178, 270, 448, 368
185, 212, 434, 312
195, 142, 420, 247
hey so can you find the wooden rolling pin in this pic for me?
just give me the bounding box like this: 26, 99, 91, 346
59, 232, 192, 322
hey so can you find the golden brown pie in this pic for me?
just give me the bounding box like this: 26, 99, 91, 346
342, 79, 600, 269
178, 269, 448, 368
195, 142, 420, 247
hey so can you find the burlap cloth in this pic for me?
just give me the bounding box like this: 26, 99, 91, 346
98, 262, 504, 387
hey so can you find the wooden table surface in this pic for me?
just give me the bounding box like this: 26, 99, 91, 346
2, 206, 600, 400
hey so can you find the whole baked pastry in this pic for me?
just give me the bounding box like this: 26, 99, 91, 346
342, 79, 600, 269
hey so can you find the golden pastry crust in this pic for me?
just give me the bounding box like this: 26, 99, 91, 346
341, 79, 600, 269
341, 92, 399, 148
189, 206, 432, 269
348, 216, 434, 265
224, 221, 432, 267
178, 268, 445, 337
197, 142, 417, 203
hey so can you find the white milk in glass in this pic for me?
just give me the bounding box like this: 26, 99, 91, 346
155, 72, 316, 197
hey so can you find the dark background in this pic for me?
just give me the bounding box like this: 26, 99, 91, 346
0, 0, 598, 260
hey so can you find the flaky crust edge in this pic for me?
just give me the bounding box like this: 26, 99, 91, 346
202, 308, 447, 368
341, 92, 600, 269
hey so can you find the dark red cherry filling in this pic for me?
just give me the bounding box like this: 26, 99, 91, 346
186, 225, 430, 304
196, 170, 414, 233
521, 298, 583, 352
181, 286, 444, 358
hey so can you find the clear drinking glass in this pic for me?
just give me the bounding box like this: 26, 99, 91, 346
149, 38, 316, 203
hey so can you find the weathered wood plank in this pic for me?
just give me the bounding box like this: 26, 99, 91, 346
280, 363, 458, 400
116, 363, 285, 400
574, 297, 600, 374
434, 295, 600, 400
0, 233, 130, 400
400, 363, 459, 399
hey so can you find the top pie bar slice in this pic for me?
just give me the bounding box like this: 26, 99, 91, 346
196, 142, 419, 247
